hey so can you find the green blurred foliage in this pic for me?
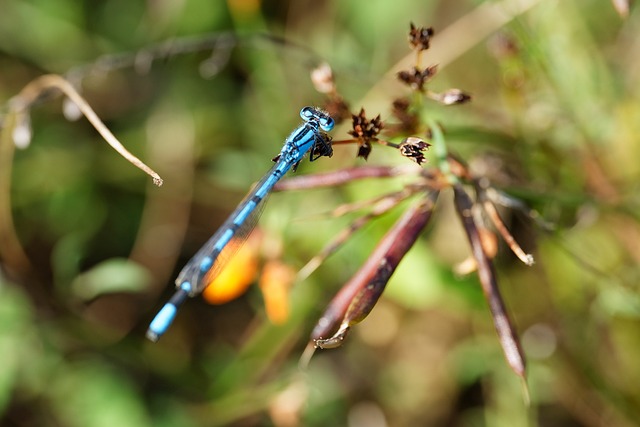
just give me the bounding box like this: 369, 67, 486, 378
1, 0, 640, 426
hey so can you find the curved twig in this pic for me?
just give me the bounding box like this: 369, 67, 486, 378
9, 74, 163, 186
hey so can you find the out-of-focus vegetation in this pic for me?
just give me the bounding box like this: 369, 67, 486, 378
1, 0, 639, 426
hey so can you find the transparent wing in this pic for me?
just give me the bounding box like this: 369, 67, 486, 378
176, 158, 293, 295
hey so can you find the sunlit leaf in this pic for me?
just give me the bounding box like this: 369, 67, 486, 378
71, 258, 151, 300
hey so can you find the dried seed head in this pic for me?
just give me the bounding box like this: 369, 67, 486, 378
348, 109, 384, 160
388, 97, 419, 135
611, 0, 629, 17
311, 62, 336, 94
408, 23, 435, 51
438, 89, 472, 105
349, 109, 383, 140
398, 137, 431, 165
488, 33, 520, 59
397, 65, 438, 91
323, 96, 351, 125
392, 97, 411, 113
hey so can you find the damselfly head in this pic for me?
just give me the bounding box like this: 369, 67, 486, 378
299, 106, 335, 132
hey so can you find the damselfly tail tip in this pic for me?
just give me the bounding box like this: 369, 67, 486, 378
146, 329, 160, 342
146, 302, 179, 343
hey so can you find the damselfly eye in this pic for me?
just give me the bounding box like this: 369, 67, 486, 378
300, 106, 315, 121
319, 115, 335, 132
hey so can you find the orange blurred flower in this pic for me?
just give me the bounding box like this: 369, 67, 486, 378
202, 233, 261, 305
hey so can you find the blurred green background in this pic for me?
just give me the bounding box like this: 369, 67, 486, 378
1, 0, 640, 426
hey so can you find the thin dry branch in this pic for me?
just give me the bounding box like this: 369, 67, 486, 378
0, 113, 32, 276
453, 184, 526, 379
9, 74, 163, 186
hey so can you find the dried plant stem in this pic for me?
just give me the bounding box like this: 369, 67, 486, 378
10, 74, 163, 186
0, 112, 32, 276
453, 184, 526, 379
275, 165, 414, 191
297, 187, 418, 281
482, 199, 535, 266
